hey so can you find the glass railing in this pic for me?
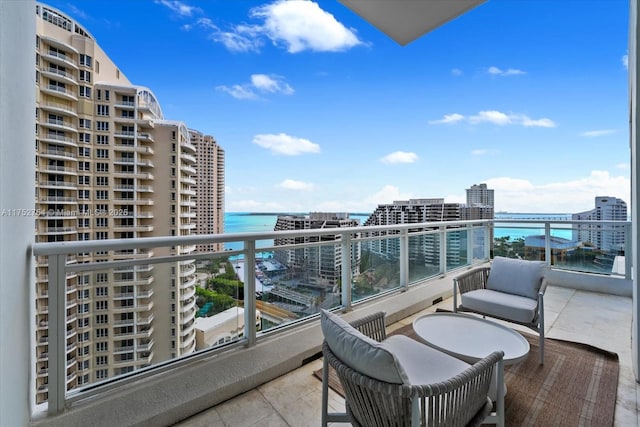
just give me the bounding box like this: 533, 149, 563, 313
31, 218, 629, 415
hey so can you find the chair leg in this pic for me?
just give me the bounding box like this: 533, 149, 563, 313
321, 356, 329, 427
538, 295, 545, 365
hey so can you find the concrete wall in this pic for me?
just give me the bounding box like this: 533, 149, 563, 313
0, 1, 36, 426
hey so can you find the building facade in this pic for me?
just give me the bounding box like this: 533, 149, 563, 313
273, 213, 361, 290
34, 3, 222, 404
572, 196, 628, 252
191, 130, 225, 253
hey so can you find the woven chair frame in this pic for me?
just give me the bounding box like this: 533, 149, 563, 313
322, 311, 502, 427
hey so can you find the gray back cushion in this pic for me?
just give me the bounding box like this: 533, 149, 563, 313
320, 310, 407, 384
486, 256, 545, 299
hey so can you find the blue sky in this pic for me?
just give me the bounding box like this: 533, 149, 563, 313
45, 0, 630, 214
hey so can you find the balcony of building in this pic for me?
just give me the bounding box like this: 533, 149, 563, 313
28, 219, 638, 426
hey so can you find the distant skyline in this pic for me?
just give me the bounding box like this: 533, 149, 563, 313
43, 0, 630, 213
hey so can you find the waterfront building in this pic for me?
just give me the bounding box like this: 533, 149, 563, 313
191, 130, 225, 253
363, 198, 465, 266
572, 196, 628, 252
273, 212, 361, 290
33, 3, 222, 404
466, 183, 494, 209
194, 307, 261, 350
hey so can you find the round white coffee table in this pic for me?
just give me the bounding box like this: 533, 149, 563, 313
412, 312, 530, 365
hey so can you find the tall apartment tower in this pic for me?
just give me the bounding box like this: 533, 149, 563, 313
466, 183, 494, 208
190, 130, 225, 253
363, 199, 464, 265
33, 4, 217, 403
464, 184, 494, 258
273, 213, 361, 289
572, 196, 628, 252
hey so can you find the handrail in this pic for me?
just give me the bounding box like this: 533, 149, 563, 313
32, 217, 630, 415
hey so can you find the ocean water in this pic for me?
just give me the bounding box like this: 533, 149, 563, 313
223, 212, 574, 251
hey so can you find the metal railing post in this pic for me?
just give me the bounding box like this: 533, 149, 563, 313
341, 233, 352, 310
400, 229, 409, 290
625, 223, 632, 279
48, 253, 67, 414
466, 223, 473, 265
244, 241, 257, 347
544, 223, 552, 265
439, 225, 446, 274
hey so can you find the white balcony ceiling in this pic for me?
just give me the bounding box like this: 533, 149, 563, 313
339, 0, 486, 45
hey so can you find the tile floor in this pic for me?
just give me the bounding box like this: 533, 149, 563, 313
175, 286, 639, 427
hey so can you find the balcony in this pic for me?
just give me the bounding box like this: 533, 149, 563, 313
29, 219, 638, 426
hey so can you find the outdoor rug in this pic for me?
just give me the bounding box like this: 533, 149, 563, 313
314, 323, 619, 426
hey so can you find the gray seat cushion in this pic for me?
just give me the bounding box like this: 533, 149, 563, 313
461, 289, 538, 324
487, 256, 546, 300
321, 309, 407, 384
383, 335, 470, 385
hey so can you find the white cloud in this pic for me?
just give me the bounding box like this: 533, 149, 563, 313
471, 149, 489, 156
451, 68, 463, 76
617, 163, 630, 170
487, 66, 526, 76
250, 74, 294, 94
216, 84, 257, 100
155, 0, 202, 17
253, 133, 320, 155
428, 113, 465, 125
380, 151, 418, 164
580, 129, 618, 138
623, 54, 629, 69
469, 110, 511, 125
430, 110, 556, 128
363, 185, 412, 206
485, 171, 630, 213
278, 179, 314, 191
249, 0, 362, 53
218, 74, 294, 99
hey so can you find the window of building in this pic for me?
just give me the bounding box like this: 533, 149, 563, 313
96, 231, 108, 240
78, 161, 90, 171
96, 162, 108, 173
95, 217, 108, 227
96, 370, 108, 381
96, 135, 109, 145
95, 342, 108, 353
78, 374, 89, 386
78, 176, 89, 186
79, 132, 91, 143
79, 118, 91, 129
96, 104, 109, 116
95, 327, 108, 337
79, 86, 91, 98
77, 318, 89, 328
79, 70, 91, 83
78, 303, 89, 314
96, 356, 108, 366
96, 272, 108, 283
78, 147, 90, 157
79, 54, 92, 68
78, 218, 89, 228
78, 190, 89, 199
96, 149, 109, 159
96, 121, 109, 131
96, 287, 108, 297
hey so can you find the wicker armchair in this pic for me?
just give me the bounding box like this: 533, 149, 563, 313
320, 311, 504, 427
453, 256, 548, 364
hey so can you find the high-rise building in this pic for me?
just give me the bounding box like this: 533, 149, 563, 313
573, 196, 628, 252
464, 183, 494, 258
273, 213, 361, 290
191, 130, 225, 253
363, 199, 465, 265
34, 3, 222, 404
466, 183, 494, 208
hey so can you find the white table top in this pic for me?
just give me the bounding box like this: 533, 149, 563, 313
412, 312, 530, 365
